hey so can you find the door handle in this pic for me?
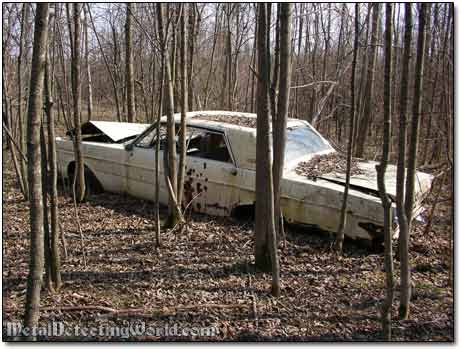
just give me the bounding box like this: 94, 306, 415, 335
223, 167, 238, 176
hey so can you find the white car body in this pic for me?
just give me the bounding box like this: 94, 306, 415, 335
56, 111, 433, 241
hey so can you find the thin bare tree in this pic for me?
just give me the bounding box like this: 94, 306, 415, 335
377, 4, 394, 340
70, 3, 86, 202
334, 4, 359, 254
83, 5, 93, 121
125, 3, 136, 122
44, 29, 62, 291
355, 3, 380, 158
273, 3, 292, 239
157, 3, 181, 227
396, 3, 412, 322
24, 3, 49, 332
254, 3, 281, 296
401, 3, 428, 320
17, 3, 31, 200
177, 4, 188, 205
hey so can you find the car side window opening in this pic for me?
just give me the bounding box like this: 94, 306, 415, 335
135, 124, 167, 148
135, 124, 232, 163
186, 129, 232, 163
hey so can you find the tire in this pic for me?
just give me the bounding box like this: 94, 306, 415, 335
68, 165, 102, 201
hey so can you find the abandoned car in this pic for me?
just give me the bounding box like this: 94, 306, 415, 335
56, 111, 433, 241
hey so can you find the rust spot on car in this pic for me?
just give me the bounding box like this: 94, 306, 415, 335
183, 177, 195, 205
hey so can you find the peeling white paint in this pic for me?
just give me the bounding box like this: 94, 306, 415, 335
56, 111, 434, 241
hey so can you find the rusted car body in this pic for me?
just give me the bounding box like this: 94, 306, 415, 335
56, 111, 433, 241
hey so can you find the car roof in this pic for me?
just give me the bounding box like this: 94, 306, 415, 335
166, 110, 308, 134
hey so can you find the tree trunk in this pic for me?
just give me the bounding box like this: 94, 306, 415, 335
83, 5, 93, 121
254, 4, 281, 297
334, 4, 359, 254
203, 5, 220, 109
269, 5, 280, 120
187, 4, 197, 111
401, 3, 427, 320
157, 3, 180, 227
125, 3, 136, 122
273, 4, 292, 239
154, 53, 165, 247
354, 3, 380, 158
24, 3, 49, 333
396, 3, 412, 321
3, 49, 26, 197
40, 124, 52, 290
378, 4, 394, 340
18, 3, 30, 200
352, 4, 371, 152
44, 44, 62, 291
70, 3, 86, 203
177, 4, 188, 205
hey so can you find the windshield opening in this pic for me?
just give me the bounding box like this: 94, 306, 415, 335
284, 125, 333, 160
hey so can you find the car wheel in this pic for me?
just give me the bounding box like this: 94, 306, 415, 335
68, 166, 102, 202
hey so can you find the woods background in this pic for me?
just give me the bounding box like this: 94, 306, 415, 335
3, 3, 454, 162
1, 2, 454, 342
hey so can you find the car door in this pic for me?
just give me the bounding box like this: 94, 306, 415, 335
183, 127, 239, 216
125, 125, 169, 205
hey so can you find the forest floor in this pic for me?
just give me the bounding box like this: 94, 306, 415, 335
2, 150, 453, 342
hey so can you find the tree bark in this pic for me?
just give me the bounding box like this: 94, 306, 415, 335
401, 3, 427, 320
378, 4, 394, 340
177, 4, 188, 205
154, 53, 165, 247
334, 4, 359, 254
44, 44, 62, 291
187, 4, 197, 111
269, 5, 280, 120
18, 3, 30, 200
3, 45, 26, 197
396, 3, 412, 321
203, 4, 220, 109
70, 3, 86, 203
40, 124, 52, 290
83, 5, 93, 121
157, 3, 180, 227
24, 3, 49, 333
125, 3, 136, 122
273, 4, 292, 239
254, 4, 281, 297
354, 3, 380, 158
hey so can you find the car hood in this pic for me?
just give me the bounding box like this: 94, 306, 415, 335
317, 160, 433, 201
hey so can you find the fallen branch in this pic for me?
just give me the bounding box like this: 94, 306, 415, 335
2, 121, 28, 163
311, 82, 339, 127
290, 80, 337, 90
418, 162, 447, 172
